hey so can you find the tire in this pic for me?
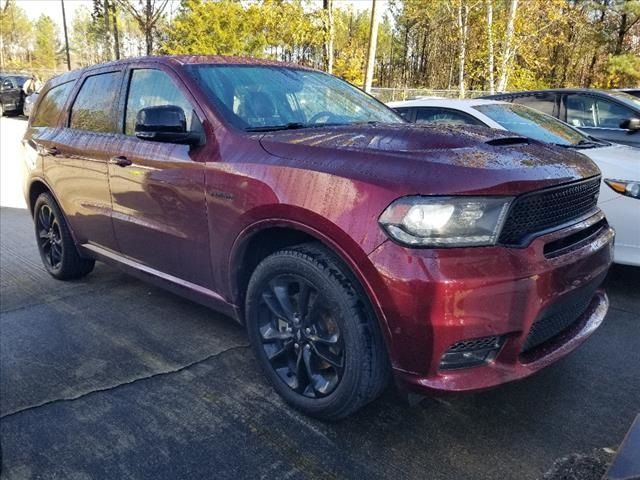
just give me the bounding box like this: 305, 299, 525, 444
246, 242, 390, 420
33, 192, 95, 280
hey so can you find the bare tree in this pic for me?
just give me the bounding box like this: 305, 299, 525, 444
497, 0, 518, 92
456, 0, 469, 98
116, 0, 168, 55
364, 0, 380, 92
323, 0, 334, 73
485, 0, 495, 94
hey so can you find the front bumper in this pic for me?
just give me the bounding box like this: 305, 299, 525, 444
367, 212, 614, 394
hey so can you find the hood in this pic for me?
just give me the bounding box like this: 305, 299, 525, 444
578, 143, 640, 180
258, 123, 601, 196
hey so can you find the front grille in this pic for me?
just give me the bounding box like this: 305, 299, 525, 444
521, 271, 606, 355
499, 177, 600, 246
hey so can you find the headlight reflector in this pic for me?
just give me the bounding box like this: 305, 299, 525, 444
379, 196, 513, 247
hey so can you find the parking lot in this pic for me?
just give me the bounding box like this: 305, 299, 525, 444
1, 115, 639, 479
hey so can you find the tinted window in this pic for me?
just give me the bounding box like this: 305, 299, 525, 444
70, 72, 120, 133
415, 107, 484, 126
1, 78, 14, 89
511, 94, 556, 116
566, 94, 636, 129
31, 81, 74, 128
394, 107, 412, 120
125, 69, 196, 135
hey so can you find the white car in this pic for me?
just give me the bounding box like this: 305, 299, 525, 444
389, 98, 640, 266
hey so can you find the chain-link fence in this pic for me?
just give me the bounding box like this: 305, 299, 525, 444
370, 87, 495, 103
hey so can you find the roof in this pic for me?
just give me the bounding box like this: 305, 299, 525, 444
387, 98, 504, 108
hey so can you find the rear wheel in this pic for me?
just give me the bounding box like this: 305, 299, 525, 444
246, 243, 389, 420
33, 193, 95, 280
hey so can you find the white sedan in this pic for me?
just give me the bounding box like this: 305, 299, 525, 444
389, 98, 640, 266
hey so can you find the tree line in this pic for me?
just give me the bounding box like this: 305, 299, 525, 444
1, 0, 638, 93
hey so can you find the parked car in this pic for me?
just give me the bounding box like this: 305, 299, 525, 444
22, 56, 613, 419
389, 98, 640, 266
0, 73, 29, 116
23, 91, 39, 118
482, 88, 640, 147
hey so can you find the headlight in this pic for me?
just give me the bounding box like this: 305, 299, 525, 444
379, 196, 513, 247
604, 179, 640, 199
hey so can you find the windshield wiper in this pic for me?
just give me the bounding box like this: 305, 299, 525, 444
245, 122, 306, 132
573, 139, 602, 149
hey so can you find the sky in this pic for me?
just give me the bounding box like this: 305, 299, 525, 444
17, 0, 389, 32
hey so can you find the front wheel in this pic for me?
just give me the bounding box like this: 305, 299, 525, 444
33, 193, 95, 280
246, 243, 389, 420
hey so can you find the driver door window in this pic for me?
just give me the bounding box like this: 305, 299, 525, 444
124, 69, 196, 135
566, 94, 635, 129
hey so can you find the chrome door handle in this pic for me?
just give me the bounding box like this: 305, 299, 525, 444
109, 156, 132, 167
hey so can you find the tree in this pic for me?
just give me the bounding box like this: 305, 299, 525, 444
116, 0, 169, 55
323, 0, 334, 73
0, 0, 33, 70
33, 15, 60, 69
497, 0, 518, 92
485, 0, 495, 93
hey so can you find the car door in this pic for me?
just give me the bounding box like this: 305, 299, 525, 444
44, 69, 124, 251
107, 65, 212, 288
563, 93, 640, 147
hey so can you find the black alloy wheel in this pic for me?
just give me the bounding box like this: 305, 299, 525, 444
36, 203, 63, 271
258, 274, 345, 398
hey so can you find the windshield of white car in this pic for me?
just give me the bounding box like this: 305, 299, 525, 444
473, 103, 607, 148
187, 65, 403, 131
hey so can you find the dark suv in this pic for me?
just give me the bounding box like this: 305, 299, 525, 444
483, 88, 640, 147
22, 56, 613, 419
0, 74, 29, 115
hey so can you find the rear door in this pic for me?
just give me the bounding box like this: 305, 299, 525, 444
0, 76, 23, 113
46, 68, 124, 251
107, 64, 212, 288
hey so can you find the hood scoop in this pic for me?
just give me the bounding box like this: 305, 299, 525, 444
485, 137, 530, 146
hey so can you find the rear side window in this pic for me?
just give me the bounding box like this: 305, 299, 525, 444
124, 69, 195, 135
511, 94, 556, 116
415, 107, 484, 126
31, 81, 74, 128
70, 72, 121, 133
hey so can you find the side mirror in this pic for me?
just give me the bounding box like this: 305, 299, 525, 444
619, 118, 640, 131
135, 105, 203, 145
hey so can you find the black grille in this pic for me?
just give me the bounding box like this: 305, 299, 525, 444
521, 272, 605, 355
499, 177, 600, 246
447, 336, 502, 353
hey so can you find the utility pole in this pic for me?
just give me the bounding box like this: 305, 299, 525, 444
364, 0, 379, 93
61, 0, 71, 70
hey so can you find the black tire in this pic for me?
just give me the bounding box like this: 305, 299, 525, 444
246, 242, 390, 420
33, 192, 95, 280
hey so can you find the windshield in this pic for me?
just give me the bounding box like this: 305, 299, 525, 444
187, 65, 403, 131
473, 103, 599, 147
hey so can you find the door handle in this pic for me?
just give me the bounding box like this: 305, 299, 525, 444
109, 155, 132, 167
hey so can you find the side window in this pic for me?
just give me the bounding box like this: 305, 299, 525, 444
566, 94, 597, 127
2, 78, 15, 90
512, 94, 556, 116
394, 107, 412, 121
70, 72, 120, 133
415, 108, 483, 126
31, 82, 75, 128
125, 69, 196, 136
595, 99, 636, 128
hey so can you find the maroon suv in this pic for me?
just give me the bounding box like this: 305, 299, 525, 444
22, 56, 613, 419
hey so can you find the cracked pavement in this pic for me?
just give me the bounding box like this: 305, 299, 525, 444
1, 116, 639, 479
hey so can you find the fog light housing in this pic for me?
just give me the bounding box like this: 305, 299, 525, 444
439, 336, 504, 370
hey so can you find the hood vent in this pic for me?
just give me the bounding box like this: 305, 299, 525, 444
485, 137, 530, 146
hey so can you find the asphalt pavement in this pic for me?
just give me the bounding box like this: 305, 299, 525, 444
1, 116, 639, 480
